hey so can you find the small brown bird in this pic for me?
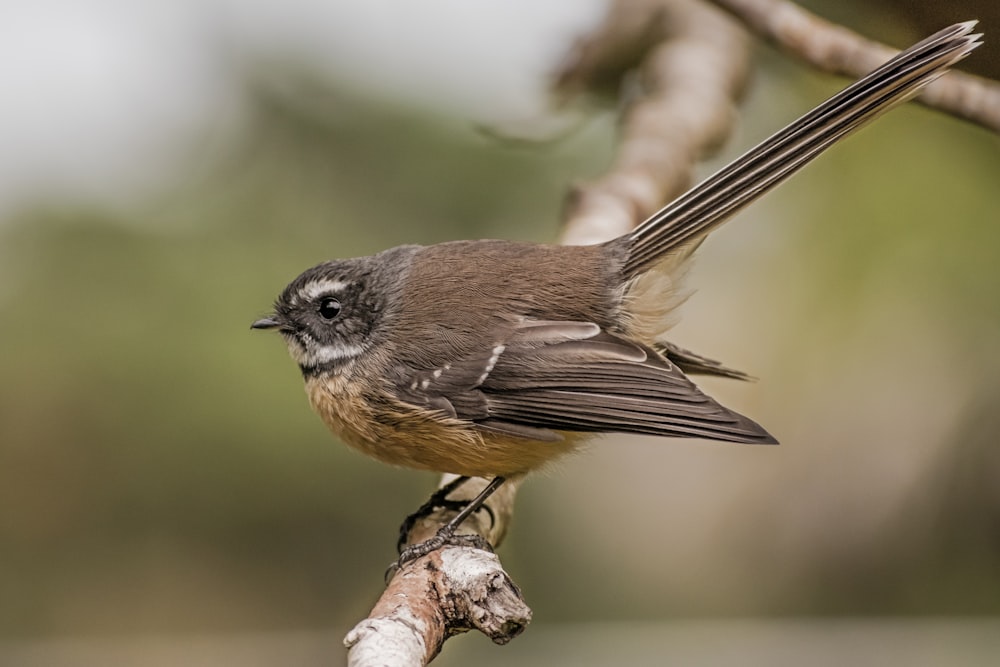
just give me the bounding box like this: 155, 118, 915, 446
253, 23, 980, 561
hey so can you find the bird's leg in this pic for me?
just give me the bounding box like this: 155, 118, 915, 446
396, 475, 473, 553
389, 476, 507, 579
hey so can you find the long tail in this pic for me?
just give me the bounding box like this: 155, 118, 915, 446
620, 21, 982, 279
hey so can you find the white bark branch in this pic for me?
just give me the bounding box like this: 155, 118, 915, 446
345, 476, 527, 666
345, 546, 530, 666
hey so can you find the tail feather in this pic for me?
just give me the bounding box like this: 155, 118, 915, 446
620, 21, 982, 279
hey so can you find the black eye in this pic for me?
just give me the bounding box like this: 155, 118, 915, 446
318, 297, 342, 320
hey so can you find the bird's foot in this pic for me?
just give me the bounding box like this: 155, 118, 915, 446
396, 476, 475, 553
386, 526, 494, 582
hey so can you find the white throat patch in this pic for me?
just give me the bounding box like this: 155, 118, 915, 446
285, 332, 364, 370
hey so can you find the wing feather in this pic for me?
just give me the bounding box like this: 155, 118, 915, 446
391, 319, 776, 445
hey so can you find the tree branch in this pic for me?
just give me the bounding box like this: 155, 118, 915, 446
707, 0, 1000, 133
345, 477, 527, 665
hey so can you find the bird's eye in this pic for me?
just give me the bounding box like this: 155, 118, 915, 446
318, 297, 342, 320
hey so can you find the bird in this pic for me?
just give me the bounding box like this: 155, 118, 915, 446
252, 22, 981, 563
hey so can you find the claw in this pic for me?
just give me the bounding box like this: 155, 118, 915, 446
386, 530, 495, 583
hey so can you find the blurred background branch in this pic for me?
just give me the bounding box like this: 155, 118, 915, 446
557, 0, 753, 244
708, 0, 1000, 131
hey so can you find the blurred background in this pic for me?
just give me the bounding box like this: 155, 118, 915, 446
0, 1, 998, 665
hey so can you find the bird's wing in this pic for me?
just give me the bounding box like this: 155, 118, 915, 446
391, 319, 776, 445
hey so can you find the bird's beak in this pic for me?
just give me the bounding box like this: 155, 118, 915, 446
251, 316, 280, 330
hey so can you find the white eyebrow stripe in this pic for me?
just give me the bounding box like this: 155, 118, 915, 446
301, 279, 351, 300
